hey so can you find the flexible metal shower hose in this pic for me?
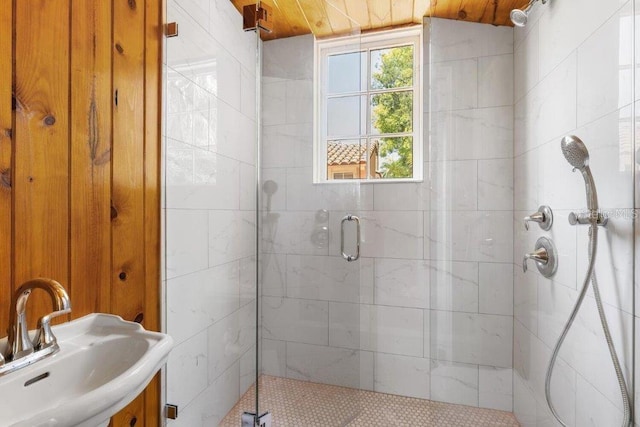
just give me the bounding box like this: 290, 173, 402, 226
544, 221, 632, 426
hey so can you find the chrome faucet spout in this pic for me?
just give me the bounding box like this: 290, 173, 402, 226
5, 278, 71, 362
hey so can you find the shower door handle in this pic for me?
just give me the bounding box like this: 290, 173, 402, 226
340, 214, 360, 262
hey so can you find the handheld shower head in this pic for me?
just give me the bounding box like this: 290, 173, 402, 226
263, 180, 278, 195
560, 135, 598, 212
262, 180, 278, 213
561, 135, 590, 170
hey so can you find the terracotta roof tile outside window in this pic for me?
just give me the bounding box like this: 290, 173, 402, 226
327, 141, 379, 165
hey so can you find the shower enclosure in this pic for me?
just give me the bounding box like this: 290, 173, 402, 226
162, 0, 636, 425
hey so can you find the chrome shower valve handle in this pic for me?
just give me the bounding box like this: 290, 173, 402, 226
523, 237, 557, 278
523, 247, 549, 272
524, 205, 553, 231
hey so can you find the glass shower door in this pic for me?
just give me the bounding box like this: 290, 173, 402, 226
256, 23, 368, 424
163, 0, 262, 424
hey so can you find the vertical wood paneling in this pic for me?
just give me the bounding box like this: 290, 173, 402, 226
112, 393, 145, 427
111, 0, 145, 326
3, 1, 162, 423
0, 1, 12, 328
13, 0, 70, 325
111, 0, 147, 423
143, 0, 162, 422
144, 0, 161, 339
70, 0, 113, 320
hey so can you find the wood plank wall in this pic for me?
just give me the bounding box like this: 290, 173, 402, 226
0, 1, 162, 425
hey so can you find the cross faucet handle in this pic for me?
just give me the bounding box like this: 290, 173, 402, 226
34, 300, 72, 351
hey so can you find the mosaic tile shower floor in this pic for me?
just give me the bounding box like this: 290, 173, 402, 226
220, 376, 520, 426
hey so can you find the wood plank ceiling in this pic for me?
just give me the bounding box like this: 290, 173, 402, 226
231, 0, 531, 40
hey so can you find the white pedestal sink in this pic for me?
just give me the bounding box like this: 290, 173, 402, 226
0, 313, 173, 427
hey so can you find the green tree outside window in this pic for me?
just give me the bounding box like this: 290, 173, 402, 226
371, 45, 414, 178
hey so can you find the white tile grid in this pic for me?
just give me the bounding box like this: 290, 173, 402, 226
429, 19, 513, 63
514, 22, 540, 104
536, 0, 630, 80
429, 107, 514, 162
513, 52, 578, 158
513, 0, 637, 425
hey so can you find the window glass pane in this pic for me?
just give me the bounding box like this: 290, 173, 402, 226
327, 52, 366, 94
327, 139, 368, 180
373, 136, 413, 179
371, 45, 413, 90
370, 91, 413, 135
327, 96, 363, 137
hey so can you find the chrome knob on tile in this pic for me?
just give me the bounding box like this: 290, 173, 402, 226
568, 211, 608, 227
523, 237, 557, 278
524, 205, 553, 231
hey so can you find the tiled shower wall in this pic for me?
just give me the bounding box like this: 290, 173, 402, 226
160, 0, 640, 424
259, 18, 515, 411
512, 0, 637, 425
428, 19, 514, 411
163, 0, 258, 424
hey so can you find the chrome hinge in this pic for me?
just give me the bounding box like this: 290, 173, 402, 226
165, 404, 178, 420
166, 22, 179, 38
242, 4, 273, 33
241, 412, 272, 427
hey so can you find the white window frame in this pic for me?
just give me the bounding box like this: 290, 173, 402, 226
313, 26, 423, 184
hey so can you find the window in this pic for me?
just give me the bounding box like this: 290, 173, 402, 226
314, 27, 422, 183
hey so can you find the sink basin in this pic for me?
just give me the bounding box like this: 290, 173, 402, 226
0, 313, 173, 427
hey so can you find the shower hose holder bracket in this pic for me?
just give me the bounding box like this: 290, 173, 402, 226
568, 211, 608, 227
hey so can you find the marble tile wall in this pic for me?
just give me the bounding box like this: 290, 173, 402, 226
428, 19, 514, 411
259, 18, 515, 412
512, 1, 637, 425
163, 0, 258, 424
